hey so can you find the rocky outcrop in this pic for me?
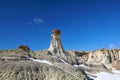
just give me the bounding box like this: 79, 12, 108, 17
33, 50, 81, 65
87, 48, 120, 69
67, 51, 89, 64
18, 45, 30, 52
0, 49, 34, 61
0, 49, 89, 80
0, 61, 88, 80
67, 51, 88, 57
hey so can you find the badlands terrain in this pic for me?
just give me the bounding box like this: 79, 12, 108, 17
0, 29, 120, 80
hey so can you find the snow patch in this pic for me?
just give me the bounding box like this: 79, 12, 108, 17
95, 72, 120, 80
112, 69, 120, 74
59, 58, 68, 64
30, 58, 53, 65
74, 64, 90, 69
88, 71, 120, 80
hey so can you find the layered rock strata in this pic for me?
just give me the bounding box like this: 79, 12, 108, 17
87, 48, 120, 69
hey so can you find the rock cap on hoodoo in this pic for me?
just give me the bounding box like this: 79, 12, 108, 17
52, 29, 61, 36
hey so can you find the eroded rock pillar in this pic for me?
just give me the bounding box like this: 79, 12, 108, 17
49, 29, 66, 58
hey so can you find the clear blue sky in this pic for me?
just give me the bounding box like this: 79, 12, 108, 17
0, 0, 120, 51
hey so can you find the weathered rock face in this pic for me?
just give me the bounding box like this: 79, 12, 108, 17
87, 49, 120, 68
67, 51, 89, 64
112, 60, 120, 70
0, 61, 88, 80
67, 51, 88, 57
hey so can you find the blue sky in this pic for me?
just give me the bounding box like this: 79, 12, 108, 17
0, 0, 120, 51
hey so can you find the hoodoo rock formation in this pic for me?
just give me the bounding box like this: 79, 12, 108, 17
49, 29, 67, 58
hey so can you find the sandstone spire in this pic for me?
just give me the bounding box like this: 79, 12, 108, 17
49, 29, 66, 58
